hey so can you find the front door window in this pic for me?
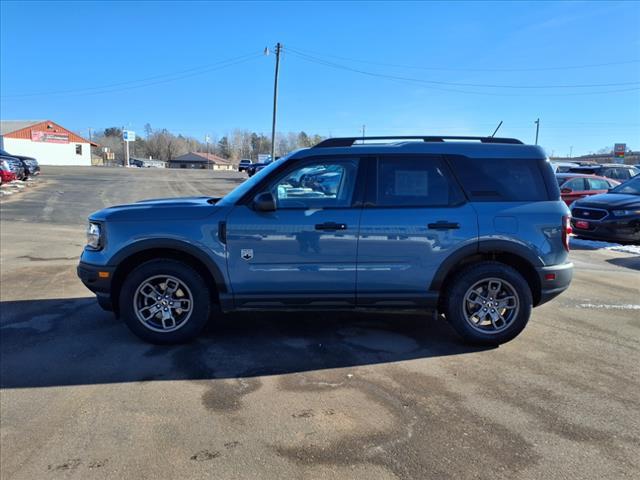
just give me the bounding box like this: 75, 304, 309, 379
270, 160, 359, 209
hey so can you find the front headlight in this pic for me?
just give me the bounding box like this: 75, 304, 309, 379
611, 209, 640, 217
86, 222, 102, 249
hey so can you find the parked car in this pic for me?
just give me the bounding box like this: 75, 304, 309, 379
246, 157, 273, 177
238, 159, 252, 172
0, 155, 26, 181
0, 149, 38, 178
568, 164, 639, 182
550, 161, 579, 173
556, 173, 619, 206
570, 176, 640, 244
78, 135, 573, 346
0, 159, 17, 184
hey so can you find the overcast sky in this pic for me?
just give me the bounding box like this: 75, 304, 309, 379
1, 1, 639, 156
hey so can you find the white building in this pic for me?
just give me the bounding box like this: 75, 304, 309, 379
0, 120, 94, 166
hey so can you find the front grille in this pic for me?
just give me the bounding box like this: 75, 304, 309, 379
572, 207, 608, 221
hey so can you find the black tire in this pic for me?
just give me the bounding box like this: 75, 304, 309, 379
119, 259, 211, 344
443, 261, 533, 346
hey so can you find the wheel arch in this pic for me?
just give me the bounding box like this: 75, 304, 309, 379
431, 240, 543, 307
109, 239, 227, 315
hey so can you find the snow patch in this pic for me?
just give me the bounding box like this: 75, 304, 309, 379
577, 304, 640, 310
570, 237, 640, 255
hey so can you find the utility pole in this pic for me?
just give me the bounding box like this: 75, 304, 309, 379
270, 42, 282, 162
534, 118, 540, 145
362, 125, 366, 143
569, 146, 573, 158
122, 125, 129, 167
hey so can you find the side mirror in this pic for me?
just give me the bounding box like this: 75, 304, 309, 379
253, 192, 276, 212
561, 187, 572, 194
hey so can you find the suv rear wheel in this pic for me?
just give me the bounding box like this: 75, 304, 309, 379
119, 259, 211, 344
443, 261, 532, 345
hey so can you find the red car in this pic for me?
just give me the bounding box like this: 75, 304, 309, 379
0, 159, 17, 184
556, 173, 619, 207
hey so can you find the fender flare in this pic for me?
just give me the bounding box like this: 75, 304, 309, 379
429, 239, 543, 291
109, 238, 227, 292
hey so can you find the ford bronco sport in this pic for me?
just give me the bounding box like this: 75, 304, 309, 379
78, 136, 573, 345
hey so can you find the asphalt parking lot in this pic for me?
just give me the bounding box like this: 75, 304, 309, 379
1, 166, 639, 480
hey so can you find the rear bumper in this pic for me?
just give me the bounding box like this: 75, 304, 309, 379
536, 262, 573, 306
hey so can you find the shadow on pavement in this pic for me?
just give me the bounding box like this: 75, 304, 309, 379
0, 297, 488, 389
606, 256, 640, 271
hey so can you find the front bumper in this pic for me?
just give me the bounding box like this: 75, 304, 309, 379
77, 262, 115, 310
536, 262, 573, 306
571, 216, 640, 244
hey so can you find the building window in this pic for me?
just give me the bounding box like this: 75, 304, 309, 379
75, 144, 82, 155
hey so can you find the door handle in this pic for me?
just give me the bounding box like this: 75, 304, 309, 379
315, 222, 347, 231
428, 221, 460, 230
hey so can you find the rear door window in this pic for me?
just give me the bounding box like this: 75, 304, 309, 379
587, 178, 610, 190
374, 156, 464, 207
448, 156, 549, 201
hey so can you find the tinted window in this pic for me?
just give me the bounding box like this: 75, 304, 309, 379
270, 159, 359, 208
375, 156, 463, 207
450, 156, 549, 201
587, 178, 610, 190
616, 168, 631, 180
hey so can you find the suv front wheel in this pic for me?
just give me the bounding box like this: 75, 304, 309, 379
119, 259, 211, 344
443, 261, 533, 346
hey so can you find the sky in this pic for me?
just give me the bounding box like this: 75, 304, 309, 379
1, 0, 639, 157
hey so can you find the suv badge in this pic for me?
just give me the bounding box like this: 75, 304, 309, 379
241, 249, 254, 261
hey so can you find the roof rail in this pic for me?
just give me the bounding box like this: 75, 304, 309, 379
313, 136, 524, 148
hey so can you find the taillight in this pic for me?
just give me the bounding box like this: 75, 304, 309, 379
562, 215, 572, 252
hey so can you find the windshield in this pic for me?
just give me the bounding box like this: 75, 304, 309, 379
610, 176, 640, 195
217, 152, 296, 206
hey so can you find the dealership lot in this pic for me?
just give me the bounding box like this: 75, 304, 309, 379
1, 167, 639, 479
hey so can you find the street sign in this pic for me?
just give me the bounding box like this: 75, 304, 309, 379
123, 130, 136, 142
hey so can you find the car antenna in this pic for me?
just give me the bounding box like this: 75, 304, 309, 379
490, 121, 503, 138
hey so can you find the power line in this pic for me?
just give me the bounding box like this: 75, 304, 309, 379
287, 50, 640, 97
286, 48, 639, 90
1, 51, 264, 99
287, 46, 640, 73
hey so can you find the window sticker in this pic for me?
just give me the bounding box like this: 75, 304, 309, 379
394, 170, 429, 196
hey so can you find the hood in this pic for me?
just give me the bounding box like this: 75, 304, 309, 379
575, 193, 640, 210
89, 196, 222, 222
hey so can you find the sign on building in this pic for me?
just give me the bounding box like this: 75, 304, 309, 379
31, 131, 69, 143
123, 130, 136, 142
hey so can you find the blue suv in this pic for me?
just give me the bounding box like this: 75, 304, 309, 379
78, 136, 573, 345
